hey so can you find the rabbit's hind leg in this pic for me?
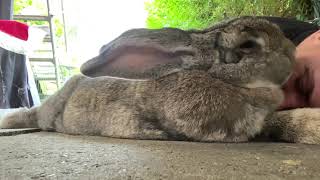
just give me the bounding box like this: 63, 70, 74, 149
262, 108, 320, 144
99, 103, 169, 140
62, 98, 168, 140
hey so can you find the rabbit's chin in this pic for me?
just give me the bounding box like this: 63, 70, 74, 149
242, 80, 285, 109
244, 79, 280, 89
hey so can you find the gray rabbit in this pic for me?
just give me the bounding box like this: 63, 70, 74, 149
1, 16, 319, 144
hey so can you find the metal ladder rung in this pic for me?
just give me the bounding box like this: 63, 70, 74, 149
33, 49, 53, 53
13, 15, 50, 21
33, 70, 56, 74
35, 77, 58, 81
29, 58, 54, 63
43, 36, 52, 42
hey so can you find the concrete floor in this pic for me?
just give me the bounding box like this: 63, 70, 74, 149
1, 132, 320, 180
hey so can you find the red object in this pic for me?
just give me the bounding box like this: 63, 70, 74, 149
0, 20, 29, 41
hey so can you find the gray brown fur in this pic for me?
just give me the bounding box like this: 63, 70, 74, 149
1, 17, 317, 144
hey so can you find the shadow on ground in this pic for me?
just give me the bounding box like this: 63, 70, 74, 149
1, 132, 320, 179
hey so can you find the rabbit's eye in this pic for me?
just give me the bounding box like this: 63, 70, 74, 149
238, 40, 260, 51
239, 40, 257, 49
231, 39, 262, 63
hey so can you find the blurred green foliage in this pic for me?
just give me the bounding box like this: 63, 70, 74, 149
14, 0, 64, 39
14, 0, 44, 15
145, 0, 315, 29
59, 66, 80, 82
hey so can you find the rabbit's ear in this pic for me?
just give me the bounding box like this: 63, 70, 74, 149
81, 28, 195, 79
81, 45, 193, 79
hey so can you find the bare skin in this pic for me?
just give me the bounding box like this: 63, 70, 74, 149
279, 30, 320, 110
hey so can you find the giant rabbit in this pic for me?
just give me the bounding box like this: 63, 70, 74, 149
2, 17, 320, 144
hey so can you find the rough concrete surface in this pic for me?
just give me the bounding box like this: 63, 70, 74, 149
1, 132, 320, 180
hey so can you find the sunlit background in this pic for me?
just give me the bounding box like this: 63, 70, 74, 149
16, 0, 149, 66
14, 0, 150, 97
63, 0, 148, 64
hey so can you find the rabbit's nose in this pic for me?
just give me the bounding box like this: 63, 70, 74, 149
223, 50, 241, 64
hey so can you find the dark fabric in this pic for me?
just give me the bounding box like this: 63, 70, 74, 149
261, 16, 319, 45
0, 47, 34, 108
0, 0, 13, 20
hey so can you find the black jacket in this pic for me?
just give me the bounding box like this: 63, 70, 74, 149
262, 16, 319, 45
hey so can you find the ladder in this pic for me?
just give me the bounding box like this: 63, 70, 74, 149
13, 0, 65, 98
